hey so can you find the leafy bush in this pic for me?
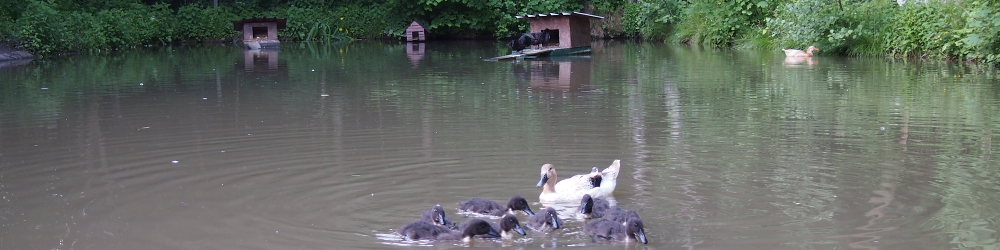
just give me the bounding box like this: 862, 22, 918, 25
272, 6, 346, 41
400, 0, 585, 38
13, 1, 178, 54
766, 0, 999, 63
961, 0, 1000, 64
882, 2, 964, 59
13, 0, 65, 54
331, 4, 399, 39
673, 0, 780, 46
766, 0, 891, 56
176, 4, 238, 42
94, 3, 176, 47
622, 0, 681, 40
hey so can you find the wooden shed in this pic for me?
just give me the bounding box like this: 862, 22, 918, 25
515, 12, 604, 49
233, 17, 287, 49
405, 21, 427, 42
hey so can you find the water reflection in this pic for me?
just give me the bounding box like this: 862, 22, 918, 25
240, 49, 284, 72
783, 56, 818, 67
1, 41, 999, 250
510, 57, 592, 92
0, 58, 33, 69
406, 42, 425, 68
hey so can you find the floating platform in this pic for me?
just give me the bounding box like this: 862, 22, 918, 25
244, 40, 280, 50
485, 47, 592, 61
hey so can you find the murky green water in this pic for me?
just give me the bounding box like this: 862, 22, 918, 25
1, 41, 998, 250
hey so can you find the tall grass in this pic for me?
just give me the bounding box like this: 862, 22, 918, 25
2, 0, 397, 56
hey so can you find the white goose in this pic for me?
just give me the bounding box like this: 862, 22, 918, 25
782, 46, 819, 57
537, 160, 620, 203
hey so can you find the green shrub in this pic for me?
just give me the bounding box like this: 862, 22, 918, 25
176, 4, 238, 42
623, 0, 681, 40
961, 0, 1000, 64
331, 4, 397, 39
14, 0, 71, 54
94, 3, 175, 47
881, 2, 964, 59
673, 0, 780, 46
766, 0, 890, 56
272, 6, 336, 41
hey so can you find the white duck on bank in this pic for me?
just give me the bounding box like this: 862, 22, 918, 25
782, 46, 819, 57
537, 160, 620, 203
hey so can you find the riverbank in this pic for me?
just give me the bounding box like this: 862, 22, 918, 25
1, 0, 997, 66
0, 42, 34, 68
0, 42, 33, 61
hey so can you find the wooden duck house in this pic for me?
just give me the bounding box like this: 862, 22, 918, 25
516, 12, 604, 49
406, 21, 427, 42
234, 17, 287, 49
487, 12, 604, 60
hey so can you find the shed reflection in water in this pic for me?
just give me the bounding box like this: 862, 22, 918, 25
511, 57, 592, 92
241, 49, 284, 72
406, 42, 425, 68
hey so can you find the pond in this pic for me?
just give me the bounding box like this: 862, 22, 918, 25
1, 41, 998, 250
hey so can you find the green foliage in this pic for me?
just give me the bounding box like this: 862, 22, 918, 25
270, 6, 348, 41
95, 3, 176, 47
401, 0, 586, 38
767, 0, 891, 56
331, 4, 400, 39
766, 0, 1000, 63
622, 0, 682, 40
4, 0, 1000, 66
673, 0, 781, 46
13, 0, 66, 54
13, 0, 180, 54
961, 1, 1000, 64
879, 2, 963, 59
176, 4, 238, 41
0, 0, 23, 37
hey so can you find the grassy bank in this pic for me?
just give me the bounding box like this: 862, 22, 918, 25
2, 0, 998, 66
0, 0, 410, 55
617, 0, 1000, 65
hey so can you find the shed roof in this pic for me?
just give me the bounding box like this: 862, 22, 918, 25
408, 20, 428, 28
233, 17, 288, 31
515, 12, 604, 19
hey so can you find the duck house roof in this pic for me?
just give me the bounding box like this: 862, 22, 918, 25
233, 17, 287, 31
515, 12, 604, 19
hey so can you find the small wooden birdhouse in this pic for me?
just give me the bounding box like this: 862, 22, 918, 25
234, 17, 287, 49
406, 21, 427, 42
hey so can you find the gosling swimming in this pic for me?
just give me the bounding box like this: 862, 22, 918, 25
397, 218, 500, 241
457, 195, 535, 216
419, 204, 457, 229
526, 207, 563, 232
583, 210, 648, 244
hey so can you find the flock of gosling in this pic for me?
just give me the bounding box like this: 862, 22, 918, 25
394, 160, 648, 244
